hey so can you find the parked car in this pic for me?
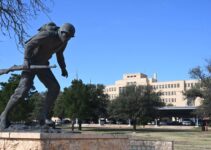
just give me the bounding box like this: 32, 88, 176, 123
55, 120, 62, 126
62, 119, 71, 124
159, 121, 168, 125
167, 121, 182, 126
182, 119, 193, 126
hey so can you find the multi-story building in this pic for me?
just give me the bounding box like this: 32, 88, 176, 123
105, 73, 202, 107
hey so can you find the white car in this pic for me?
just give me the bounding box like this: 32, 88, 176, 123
182, 120, 192, 126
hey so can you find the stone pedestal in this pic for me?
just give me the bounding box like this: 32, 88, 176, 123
0, 132, 129, 150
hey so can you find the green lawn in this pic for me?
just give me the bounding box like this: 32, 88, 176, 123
65, 125, 211, 150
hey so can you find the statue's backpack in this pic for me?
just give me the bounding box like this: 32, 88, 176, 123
38, 22, 59, 32
25, 22, 59, 44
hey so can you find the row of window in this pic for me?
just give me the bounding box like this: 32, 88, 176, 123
185, 83, 195, 88
105, 87, 116, 92
153, 82, 197, 90
127, 75, 137, 78
106, 82, 197, 93
161, 98, 177, 103
109, 94, 117, 99
153, 83, 180, 89
109, 95, 177, 103
127, 82, 136, 86
162, 91, 177, 96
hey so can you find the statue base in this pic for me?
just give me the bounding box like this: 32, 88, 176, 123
0, 132, 129, 150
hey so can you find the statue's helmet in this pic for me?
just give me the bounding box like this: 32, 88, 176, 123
59, 23, 75, 37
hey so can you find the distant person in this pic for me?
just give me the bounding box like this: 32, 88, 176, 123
0, 22, 75, 130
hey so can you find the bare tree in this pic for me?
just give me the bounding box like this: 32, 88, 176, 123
0, 0, 51, 46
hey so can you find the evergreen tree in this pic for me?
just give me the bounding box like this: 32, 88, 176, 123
55, 79, 109, 130
53, 92, 68, 120
0, 74, 36, 122
86, 84, 109, 122
29, 92, 45, 122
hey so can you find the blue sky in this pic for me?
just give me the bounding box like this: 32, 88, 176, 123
0, 0, 211, 92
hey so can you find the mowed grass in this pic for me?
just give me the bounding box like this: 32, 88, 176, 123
67, 125, 211, 150
130, 128, 211, 150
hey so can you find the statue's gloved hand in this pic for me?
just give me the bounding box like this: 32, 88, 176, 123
61, 68, 68, 78
23, 59, 30, 69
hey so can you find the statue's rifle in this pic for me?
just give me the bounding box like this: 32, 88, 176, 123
0, 65, 57, 75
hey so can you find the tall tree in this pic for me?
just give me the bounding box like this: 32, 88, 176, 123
108, 85, 164, 130
0, 0, 51, 45
55, 80, 109, 130
0, 74, 36, 122
185, 60, 211, 117
29, 92, 45, 121
86, 84, 109, 122
61, 79, 89, 130
53, 92, 68, 120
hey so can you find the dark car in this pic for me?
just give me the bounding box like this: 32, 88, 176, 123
167, 121, 182, 126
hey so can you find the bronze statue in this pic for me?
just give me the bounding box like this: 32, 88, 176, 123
0, 22, 75, 130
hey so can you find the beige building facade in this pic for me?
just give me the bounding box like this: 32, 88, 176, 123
105, 73, 201, 107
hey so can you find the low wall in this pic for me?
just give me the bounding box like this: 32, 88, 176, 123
0, 132, 129, 150
0, 132, 174, 150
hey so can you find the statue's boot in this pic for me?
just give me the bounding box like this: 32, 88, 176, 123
0, 115, 10, 130
40, 118, 55, 128
40, 119, 55, 132
45, 119, 55, 128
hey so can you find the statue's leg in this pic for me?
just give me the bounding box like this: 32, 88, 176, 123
37, 69, 60, 125
0, 71, 35, 130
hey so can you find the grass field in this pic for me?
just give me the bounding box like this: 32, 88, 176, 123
130, 128, 211, 150
67, 125, 211, 150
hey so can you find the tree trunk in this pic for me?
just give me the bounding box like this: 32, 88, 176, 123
133, 119, 137, 131
78, 119, 82, 131
71, 119, 75, 131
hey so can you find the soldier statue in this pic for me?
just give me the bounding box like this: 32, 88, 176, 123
0, 22, 75, 130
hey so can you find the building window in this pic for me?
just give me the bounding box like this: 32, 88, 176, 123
177, 83, 180, 88
127, 82, 136, 86
191, 83, 193, 87
119, 87, 123, 94
119, 87, 126, 94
